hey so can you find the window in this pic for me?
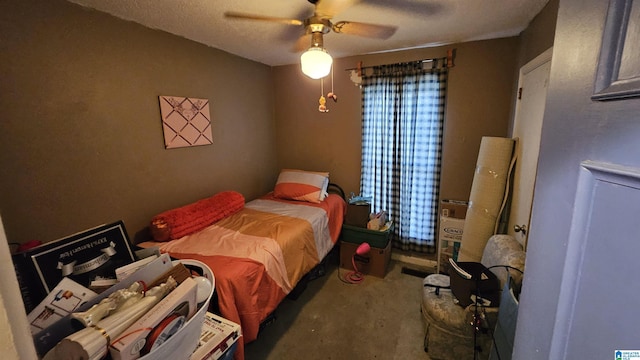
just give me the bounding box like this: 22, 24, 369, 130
360, 61, 448, 252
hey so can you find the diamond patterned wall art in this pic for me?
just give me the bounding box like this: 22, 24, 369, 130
159, 96, 212, 149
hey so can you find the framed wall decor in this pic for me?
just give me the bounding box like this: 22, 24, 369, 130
12, 221, 136, 313
592, 0, 640, 101
159, 95, 213, 148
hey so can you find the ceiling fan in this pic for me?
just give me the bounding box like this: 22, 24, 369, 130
224, 0, 398, 79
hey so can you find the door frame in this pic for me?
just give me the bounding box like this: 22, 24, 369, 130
508, 47, 553, 249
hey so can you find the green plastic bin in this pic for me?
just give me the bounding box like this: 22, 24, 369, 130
340, 222, 394, 248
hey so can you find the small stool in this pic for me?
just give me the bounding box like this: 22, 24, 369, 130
421, 274, 490, 359
420, 234, 526, 360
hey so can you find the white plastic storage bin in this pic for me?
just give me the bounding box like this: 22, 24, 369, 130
32, 255, 216, 360
138, 259, 216, 359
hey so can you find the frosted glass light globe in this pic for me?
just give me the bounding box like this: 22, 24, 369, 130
301, 48, 333, 79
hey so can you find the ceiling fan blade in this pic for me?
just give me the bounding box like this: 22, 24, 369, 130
314, 0, 361, 18
224, 11, 304, 26
332, 21, 397, 39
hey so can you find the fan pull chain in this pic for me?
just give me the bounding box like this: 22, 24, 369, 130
331, 66, 334, 94
318, 77, 328, 112
327, 64, 337, 103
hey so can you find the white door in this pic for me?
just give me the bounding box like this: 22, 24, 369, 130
513, 1, 640, 358
507, 48, 552, 249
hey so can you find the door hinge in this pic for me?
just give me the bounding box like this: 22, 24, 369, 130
518, 87, 523, 100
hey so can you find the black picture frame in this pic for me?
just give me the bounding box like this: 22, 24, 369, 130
12, 221, 136, 313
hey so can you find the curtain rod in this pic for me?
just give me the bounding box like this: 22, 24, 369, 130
344, 57, 443, 71
344, 48, 456, 73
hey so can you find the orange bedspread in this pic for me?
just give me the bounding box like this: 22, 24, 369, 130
138, 193, 346, 359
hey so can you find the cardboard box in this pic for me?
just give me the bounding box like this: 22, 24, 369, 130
27, 278, 97, 335
345, 203, 371, 227
12, 221, 137, 313
440, 199, 468, 219
438, 216, 465, 274
116, 255, 159, 281
191, 312, 241, 360
439, 216, 465, 244
109, 277, 198, 360
339, 240, 392, 278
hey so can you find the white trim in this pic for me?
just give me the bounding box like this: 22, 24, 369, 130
520, 47, 553, 75
391, 252, 437, 270
549, 160, 640, 359
0, 215, 38, 359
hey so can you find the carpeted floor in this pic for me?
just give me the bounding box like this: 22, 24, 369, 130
244, 250, 433, 360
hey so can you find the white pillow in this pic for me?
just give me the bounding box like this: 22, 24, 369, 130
273, 169, 330, 203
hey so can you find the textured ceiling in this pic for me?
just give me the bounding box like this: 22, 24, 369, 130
66, 0, 550, 66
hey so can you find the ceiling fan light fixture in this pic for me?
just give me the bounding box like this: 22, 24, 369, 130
300, 47, 333, 79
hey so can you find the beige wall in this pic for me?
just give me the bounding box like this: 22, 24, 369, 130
0, 0, 277, 244
274, 38, 519, 204
517, 0, 559, 69
0, 0, 557, 245
507, 0, 559, 135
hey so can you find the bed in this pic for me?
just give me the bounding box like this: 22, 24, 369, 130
137, 170, 346, 360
